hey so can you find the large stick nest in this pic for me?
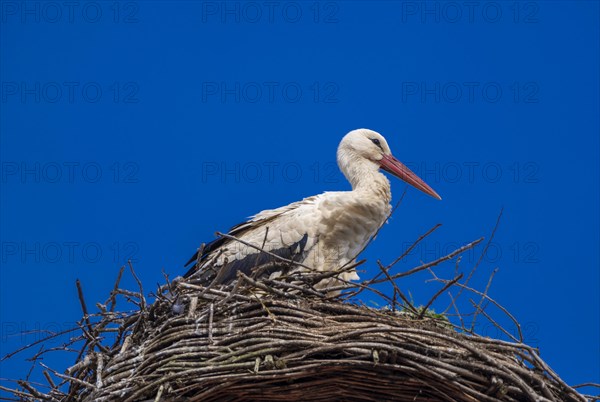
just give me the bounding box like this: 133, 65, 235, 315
1, 226, 596, 402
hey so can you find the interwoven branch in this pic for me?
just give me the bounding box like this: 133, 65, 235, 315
1, 229, 597, 402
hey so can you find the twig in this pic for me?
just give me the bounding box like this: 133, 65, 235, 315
470, 267, 499, 334
438, 279, 523, 343
128, 260, 146, 311
571, 383, 600, 389
1, 326, 80, 362
216, 232, 316, 271
0, 384, 51, 400
208, 303, 214, 343
15, 380, 51, 401
376, 261, 418, 315
39, 363, 95, 390
455, 208, 503, 304
469, 299, 520, 343
384, 223, 442, 272
76, 279, 93, 334
42, 371, 56, 390
446, 291, 466, 332
417, 273, 463, 320
370, 238, 484, 285
237, 271, 297, 299
108, 265, 126, 312
154, 384, 165, 402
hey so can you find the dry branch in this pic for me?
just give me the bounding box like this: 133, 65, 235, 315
1, 230, 596, 402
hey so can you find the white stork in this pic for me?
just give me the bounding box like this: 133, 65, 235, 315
184, 128, 440, 290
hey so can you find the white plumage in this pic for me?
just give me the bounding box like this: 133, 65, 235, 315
184, 129, 440, 289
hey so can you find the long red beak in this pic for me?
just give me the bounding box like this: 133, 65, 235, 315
380, 154, 441, 200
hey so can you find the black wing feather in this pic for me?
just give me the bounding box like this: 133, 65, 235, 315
212, 233, 309, 284
183, 219, 265, 277
183, 196, 317, 280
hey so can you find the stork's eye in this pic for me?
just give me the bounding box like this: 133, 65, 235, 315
371, 138, 381, 147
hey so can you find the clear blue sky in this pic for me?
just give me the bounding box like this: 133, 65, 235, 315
1, 0, 598, 396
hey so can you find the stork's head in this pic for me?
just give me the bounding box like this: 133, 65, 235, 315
337, 129, 441, 200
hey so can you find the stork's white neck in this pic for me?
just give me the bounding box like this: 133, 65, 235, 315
338, 152, 392, 203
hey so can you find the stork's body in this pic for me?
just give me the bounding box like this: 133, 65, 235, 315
184, 129, 440, 289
